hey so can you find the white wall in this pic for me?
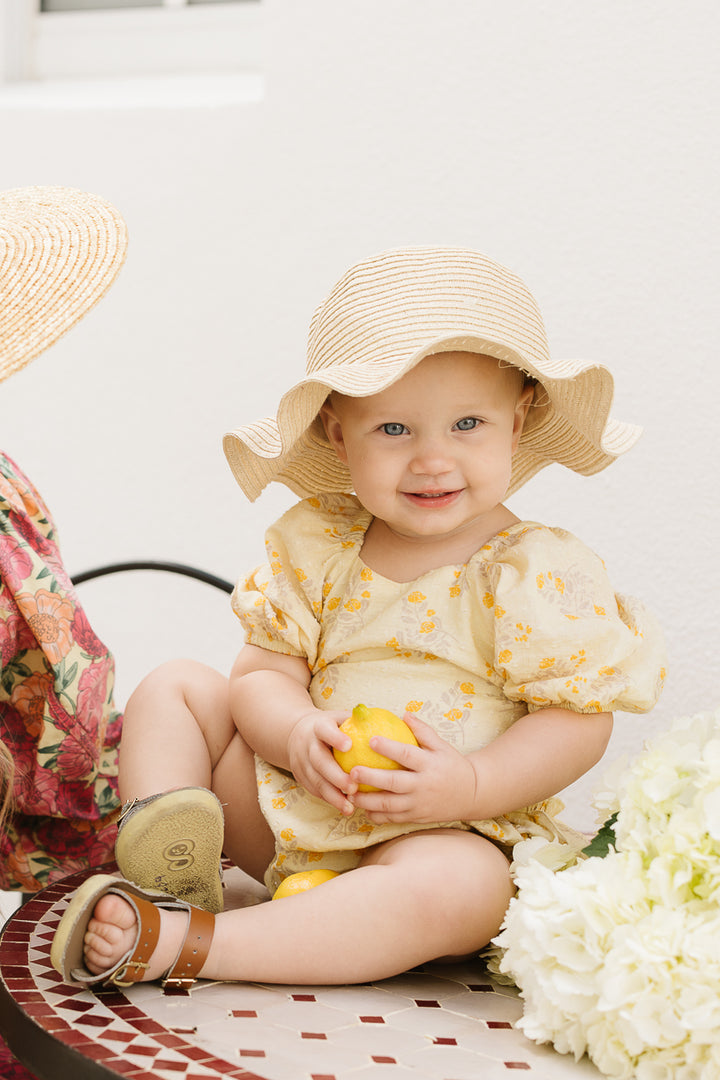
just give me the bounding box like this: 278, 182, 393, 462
0, 0, 717, 831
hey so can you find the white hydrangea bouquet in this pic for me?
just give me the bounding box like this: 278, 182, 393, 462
494, 707, 720, 1080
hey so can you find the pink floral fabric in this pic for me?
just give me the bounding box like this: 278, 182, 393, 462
0, 453, 121, 891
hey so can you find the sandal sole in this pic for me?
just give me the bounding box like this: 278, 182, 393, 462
115, 789, 224, 913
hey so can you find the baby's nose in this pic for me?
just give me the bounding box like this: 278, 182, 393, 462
409, 438, 455, 476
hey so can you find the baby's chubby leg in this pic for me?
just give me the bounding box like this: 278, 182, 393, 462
118, 658, 275, 883
83, 829, 514, 985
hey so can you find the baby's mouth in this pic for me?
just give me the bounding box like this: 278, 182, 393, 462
403, 489, 461, 505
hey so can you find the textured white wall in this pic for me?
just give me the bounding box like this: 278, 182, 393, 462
0, 0, 717, 830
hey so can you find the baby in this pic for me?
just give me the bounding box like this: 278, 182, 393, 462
52, 246, 665, 990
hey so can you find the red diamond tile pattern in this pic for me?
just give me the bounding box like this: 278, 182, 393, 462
0, 865, 603, 1080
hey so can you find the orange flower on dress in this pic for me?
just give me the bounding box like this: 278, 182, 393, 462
10, 672, 54, 738
6, 842, 42, 892
17, 589, 75, 664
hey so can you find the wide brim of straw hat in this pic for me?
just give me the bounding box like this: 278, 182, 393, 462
224, 247, 641, 502
0, 186, 128, 383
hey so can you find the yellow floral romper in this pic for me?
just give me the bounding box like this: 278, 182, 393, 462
232, 494, 666, 894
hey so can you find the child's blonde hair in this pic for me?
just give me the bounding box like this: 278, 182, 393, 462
0, 740, 14, 840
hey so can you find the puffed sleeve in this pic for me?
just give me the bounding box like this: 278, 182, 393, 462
484, 525, 666, 714
231, 495, 366, 669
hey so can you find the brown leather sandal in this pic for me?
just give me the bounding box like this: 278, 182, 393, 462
50, 873, 215, 989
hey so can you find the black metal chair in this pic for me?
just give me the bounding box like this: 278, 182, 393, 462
72, 560, 233, 594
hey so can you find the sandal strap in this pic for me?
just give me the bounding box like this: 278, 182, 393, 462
107, 891, 214, 991
110, 894, 162, 988
162, 905, 215, 989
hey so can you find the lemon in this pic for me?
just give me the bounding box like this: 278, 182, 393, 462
271, 869, 339, 899
333, 704, 419, 791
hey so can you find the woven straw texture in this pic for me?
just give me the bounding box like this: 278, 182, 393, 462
0, 186, 127, 383
224, 246, 641, 501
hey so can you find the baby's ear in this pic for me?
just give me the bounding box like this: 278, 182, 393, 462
512, 383, 535, 448
319, 399, 348, 463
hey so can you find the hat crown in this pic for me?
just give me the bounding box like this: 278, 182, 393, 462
0, 186, 127, 383
306, 246, 550, 381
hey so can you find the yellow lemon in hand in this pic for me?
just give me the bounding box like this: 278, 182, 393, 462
272, 869, 339, 899
333, 704, 419, 791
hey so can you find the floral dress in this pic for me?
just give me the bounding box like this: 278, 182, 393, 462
0, 453, 121, 892
233, 494, 667, 894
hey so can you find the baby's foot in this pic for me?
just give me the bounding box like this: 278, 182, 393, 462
84, 893, 189, 981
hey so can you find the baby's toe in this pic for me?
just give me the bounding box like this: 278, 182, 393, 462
93, 892, 138, 930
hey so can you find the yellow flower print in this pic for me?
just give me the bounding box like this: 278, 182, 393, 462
323, 582, 332, 597
483, 592, 494, 608
594, 605, 606, 616
344, 598, 362, 612
327, 596, 341, 610
362, 590, 371, 599
498, 649, 512, 664
407, 591, 426, 603
361, 566, 373, 581
494, 605, 506, 618
598, 665, 616, 676
554, 576, 565, 595
308, 497, 321, 508
585, 700, 603, 712
514, 623, 532, 642
538, 657, 555, 670
295, 567, 308, 583
405, 701, 423, 712
449, 585, 461, 598
420, 620, 436, 634
536, 574, 545, 590
272, 797, 287, 810
445, 708, 462, 722
321, 686, 333, 699
280, 828, 295, 842
460, 682, 475, 694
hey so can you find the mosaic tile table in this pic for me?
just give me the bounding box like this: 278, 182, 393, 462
0, 864, 604, 1080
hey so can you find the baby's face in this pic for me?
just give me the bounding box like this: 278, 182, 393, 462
321, 351, 532, 549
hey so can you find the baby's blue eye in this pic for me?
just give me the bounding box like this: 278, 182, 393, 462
381, 422, 408, 436
455, 417, 480, 431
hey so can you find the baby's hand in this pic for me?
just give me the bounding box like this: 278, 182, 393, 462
287, 709, 358, 815
346, 714, 478, 824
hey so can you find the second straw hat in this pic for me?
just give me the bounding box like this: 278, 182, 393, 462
0, 186, 128, 384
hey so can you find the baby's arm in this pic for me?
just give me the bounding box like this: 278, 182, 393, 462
349, 706, 612, 825
229, 644, 356, 814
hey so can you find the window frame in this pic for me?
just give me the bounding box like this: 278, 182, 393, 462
2, 0, 262, 85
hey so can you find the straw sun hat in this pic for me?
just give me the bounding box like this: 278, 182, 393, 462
224, 246, 641, 501
0, 186, 127, 383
